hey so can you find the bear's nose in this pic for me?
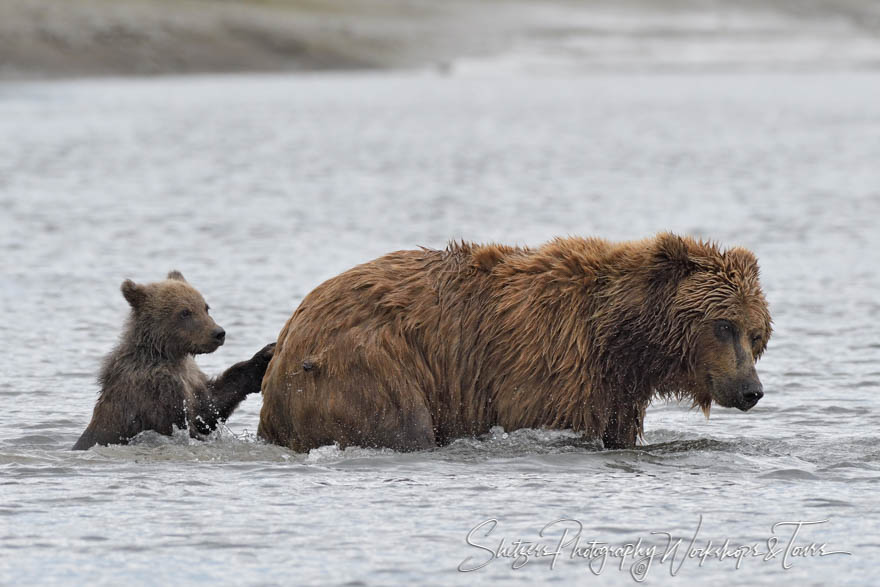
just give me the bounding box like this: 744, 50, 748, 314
742, 385, 763, 403
213, 327, 226, 343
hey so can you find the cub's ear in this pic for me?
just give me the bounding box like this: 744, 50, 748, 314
166, 270, 187, 282
650, 233, 705, 282
121, 279, 147, 309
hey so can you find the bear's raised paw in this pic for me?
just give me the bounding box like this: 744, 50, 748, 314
251, 342, 276, 366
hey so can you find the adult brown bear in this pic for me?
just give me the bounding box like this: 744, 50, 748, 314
258, 233, 771, 451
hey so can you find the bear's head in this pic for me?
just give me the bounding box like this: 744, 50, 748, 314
120, 271, 226, 359
652, 234, 772, 414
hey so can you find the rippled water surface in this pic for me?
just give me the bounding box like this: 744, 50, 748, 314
1, 72, 879, 585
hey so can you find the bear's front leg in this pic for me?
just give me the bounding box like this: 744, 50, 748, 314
600, 400, 647, 450
193, 342, 275, 434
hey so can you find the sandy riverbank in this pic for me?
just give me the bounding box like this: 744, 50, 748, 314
2, 0, 880, 78
0, 0, 506, 78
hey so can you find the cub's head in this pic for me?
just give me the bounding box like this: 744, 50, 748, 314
121, 270, 226, 358
652, 234, 772, 414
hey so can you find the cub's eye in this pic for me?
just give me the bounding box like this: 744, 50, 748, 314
751, 334, 763, 346
180, 309, 192, 319
714, 320, 735, 339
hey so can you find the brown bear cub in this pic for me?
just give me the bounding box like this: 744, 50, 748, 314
259, 233, 772, 452
73, 271, 274, 450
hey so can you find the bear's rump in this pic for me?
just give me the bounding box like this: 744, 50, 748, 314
261, 322, 437, 451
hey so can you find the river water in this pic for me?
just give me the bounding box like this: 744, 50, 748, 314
1, 72, 878, 585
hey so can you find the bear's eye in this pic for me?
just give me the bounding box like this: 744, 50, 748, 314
205, 304, 210, 314
751, 333, 763, 346
180, 309, 192, 319
714, 320, 735, 340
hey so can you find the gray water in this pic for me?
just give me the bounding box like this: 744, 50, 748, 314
1, 72, 878, 585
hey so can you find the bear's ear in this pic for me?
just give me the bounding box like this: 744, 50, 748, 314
166, 270, 187, 282
121, 279, 147, 309
649, 233, 704, 282
723, 247, 760, 281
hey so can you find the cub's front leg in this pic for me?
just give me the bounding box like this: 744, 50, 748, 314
193, 343, 276, 434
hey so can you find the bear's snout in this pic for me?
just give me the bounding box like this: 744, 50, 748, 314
736, 380, 764, 411
213, 327, 226, 344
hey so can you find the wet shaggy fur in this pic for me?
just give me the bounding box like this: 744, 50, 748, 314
258, 234, 772, 451
73, 271, 275, 450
